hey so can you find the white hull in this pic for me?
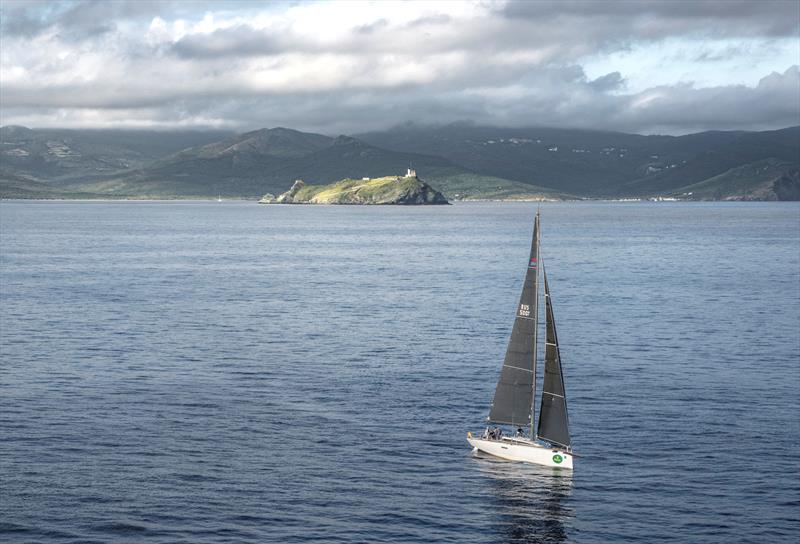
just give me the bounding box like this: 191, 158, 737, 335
467, 433, 573, 469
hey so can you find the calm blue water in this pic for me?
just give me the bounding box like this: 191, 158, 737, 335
1, 201, 798, 543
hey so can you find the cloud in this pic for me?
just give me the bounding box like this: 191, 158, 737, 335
1, 0, 158, 40
501, 0, 800, 38
170, 25, 289, 58
0, 0, 798, 134
354, 18, 389, 35
605, 66, 800, 134
588, 72, 625, 92
0, 1, 53, 38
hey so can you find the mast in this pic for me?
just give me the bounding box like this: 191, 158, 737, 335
536, 262, 572, 450
487, 213, 540, 431
530, 211, 540, 437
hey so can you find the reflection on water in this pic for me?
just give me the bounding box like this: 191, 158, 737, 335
472, 453, 573, 543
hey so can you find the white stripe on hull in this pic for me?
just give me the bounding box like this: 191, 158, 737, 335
467, 436, 573, 469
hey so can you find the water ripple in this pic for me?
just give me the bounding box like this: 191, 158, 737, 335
1, 201, 799, 543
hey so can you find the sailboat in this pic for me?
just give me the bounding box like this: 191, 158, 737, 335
467, 211, 575, 469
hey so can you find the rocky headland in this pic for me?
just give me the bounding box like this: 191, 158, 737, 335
259, 174, 449, 205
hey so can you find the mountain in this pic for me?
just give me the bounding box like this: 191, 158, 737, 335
359, 123, 668, 195
666, 159, 800, 201
65, 128, 545, 199
357, 124, 800, 198
68, 128, 453, 197
0, 169, 103, 199
620, 127, 800, 196
0, 126, 234, 184
3, 123, 798, 200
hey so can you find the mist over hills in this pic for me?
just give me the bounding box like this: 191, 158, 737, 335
1, 123, 798, 200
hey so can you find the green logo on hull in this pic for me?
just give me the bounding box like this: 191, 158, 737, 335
552, 454, 563, 464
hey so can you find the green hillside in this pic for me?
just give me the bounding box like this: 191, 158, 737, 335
0, 169, 102, 199
263, 175, 449, 204
0, 126, 233, 183
3, 124, 798, 200
64, 129, 538, 199
620, 128, 800, 196
423, 173, 573, 200
358, 124, 800, 198
667, 159, 800, 201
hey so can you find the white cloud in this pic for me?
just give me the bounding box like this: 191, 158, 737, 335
0, 0, 797, 134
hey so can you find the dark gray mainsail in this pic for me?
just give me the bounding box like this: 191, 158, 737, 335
536, 265, 571, 449
488, 214, 540, 430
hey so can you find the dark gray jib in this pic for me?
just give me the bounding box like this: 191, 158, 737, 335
488, 215, 540, 428
537, 266, 571, 449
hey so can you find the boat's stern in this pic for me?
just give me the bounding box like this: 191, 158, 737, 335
547, 449, 573, 469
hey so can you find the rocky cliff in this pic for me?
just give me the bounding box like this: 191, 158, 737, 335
259, 175, 449, 205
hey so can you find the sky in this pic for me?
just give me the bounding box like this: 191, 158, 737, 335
0, 0, 798, 135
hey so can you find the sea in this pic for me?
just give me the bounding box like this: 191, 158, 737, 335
1, 200, 798, 543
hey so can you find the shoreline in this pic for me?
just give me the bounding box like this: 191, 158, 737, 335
2, 197, 797, 204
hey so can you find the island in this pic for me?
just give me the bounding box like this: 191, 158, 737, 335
259, 169, 449, 205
